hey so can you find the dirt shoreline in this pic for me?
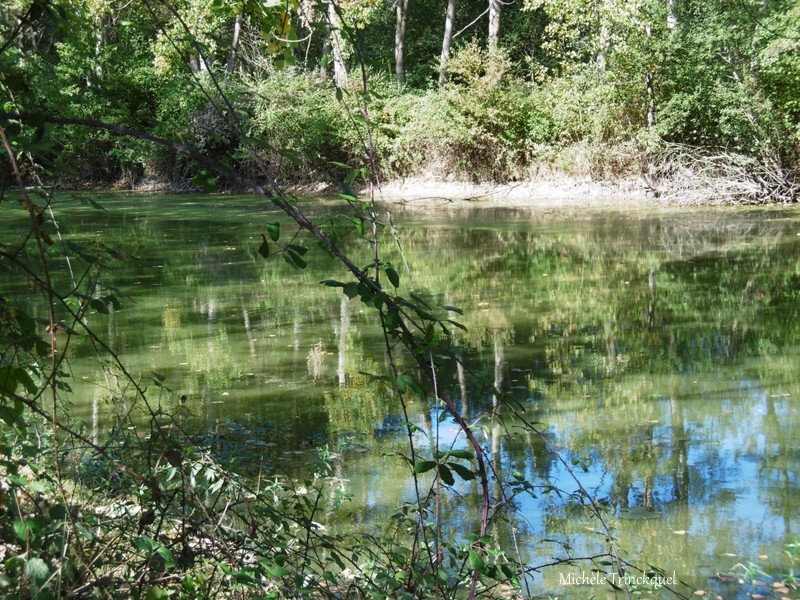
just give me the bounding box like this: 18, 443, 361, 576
368, 176, 661, 210
46, 174, 798, 210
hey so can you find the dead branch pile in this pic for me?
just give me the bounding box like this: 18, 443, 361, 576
643, 143, 799, 205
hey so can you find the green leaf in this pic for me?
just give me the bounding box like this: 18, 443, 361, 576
284, 251, 307, 270
13, 520, 29, 542
258, 235, 270, 258
396, 374, 423, 395
89, 298, 109, 314
25, 557, 48, 581
447, 319, 467, 331
437, 464, 454, 486
468, 550, 485, 573
447, 449, 475, 460
414, 460, 436, 474
268, 564, 290, 577
342, 283, 359, 299
448, 462, 475, 481
266, 221, 280, 242
321, 280, 346, 287
156, 546, 177, 568
385, 267, 400, 288
441, 305, 463, 315
144, 586, 171, 600
286, 243, 307, 255
352, 216, 365, 237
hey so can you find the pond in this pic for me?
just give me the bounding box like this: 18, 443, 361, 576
4, 193, 799, 598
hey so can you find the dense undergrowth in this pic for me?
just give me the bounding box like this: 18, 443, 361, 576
2, 0, 798, 195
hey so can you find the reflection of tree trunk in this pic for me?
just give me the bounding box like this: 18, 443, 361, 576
643, 424, 655, 509
492, 338, 504, 509
438, 0, 456, 85
203, 384, 215, 432
647, 267, 656, 328
457, 359, 469, 421
670, 395, 688, 503
293, 310, 301, 358
206, 298, 216, 371
108, 293, 115, 351
643, 475, 654, 508
337, 297, 349, 388
242, 302, 256, 358
604, 317, 616, 372
92, 388, 100, 445
491, 417, 502, 506
615, 471, 630, 510
326, 459, 344, 519
764, 397, 791, 539
493, 336, 505, 406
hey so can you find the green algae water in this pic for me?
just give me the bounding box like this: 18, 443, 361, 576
3, 193, 799, 598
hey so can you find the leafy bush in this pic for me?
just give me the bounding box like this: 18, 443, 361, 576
247, 69, 357, 182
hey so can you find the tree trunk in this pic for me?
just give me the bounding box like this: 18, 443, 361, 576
438, 0, 456, 85
94, 13, 111, 80
667, 0, 677, 30
488, 0, 500, 49
596, 0, 613, 69
395, 0, 409, 84
226, 13, 242, 74
328, 1, 347, 87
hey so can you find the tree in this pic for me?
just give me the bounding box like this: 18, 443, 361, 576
226, 12, 242, 74
488, 0, 500, 48
327, 0, 347, 87
438, 0, 456, 85
395, 0, 409, 84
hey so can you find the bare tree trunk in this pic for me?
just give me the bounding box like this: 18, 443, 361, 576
328, 0, 347, 87
94, 13, 111, 80
596, 0, 613, 69
488, 0, 500, 49
320, 24, 331, 77
667, 0, 677, 30
226, 13, 242, 75
395, 0, 409, 84
438, 0, 456, 85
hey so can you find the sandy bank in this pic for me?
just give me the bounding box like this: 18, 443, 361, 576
369, 176, 664, 210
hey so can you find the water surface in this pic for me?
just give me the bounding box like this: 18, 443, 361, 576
4, 193, 799, 598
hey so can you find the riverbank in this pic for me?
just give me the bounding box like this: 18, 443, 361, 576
72, 171, 796, 211
371, 175, 656, 209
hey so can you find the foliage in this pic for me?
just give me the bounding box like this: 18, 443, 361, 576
2, 0, 798, 189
